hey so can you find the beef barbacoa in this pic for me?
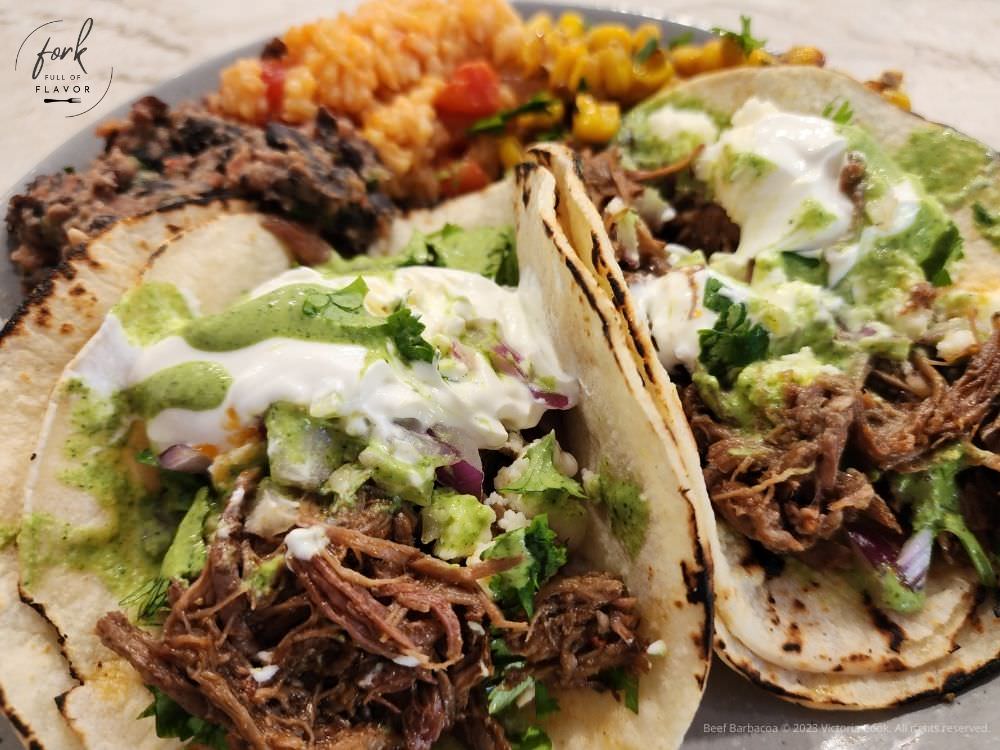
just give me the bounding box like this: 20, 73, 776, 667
98, 474, 649, 750
6, 97, 395, 287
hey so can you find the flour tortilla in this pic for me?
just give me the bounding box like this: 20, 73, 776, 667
0, 202, 247, 749
15, 176, 710, 748
557, 66, 1000, 707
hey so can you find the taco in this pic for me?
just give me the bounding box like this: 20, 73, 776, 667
8, 171, 710, 748
531, 66, 1000, 708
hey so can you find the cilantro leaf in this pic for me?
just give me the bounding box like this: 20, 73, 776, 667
780, 252, 828, 286
482, 515, 567, 616
698, 278, 770, 386
301, 277, 369, 318
139, 687, 228, 749
710, 15, 765, 55
919, 223, 962, 287
973, 202, 999, 227
469, 94, 558, 135
821, 97, 854, 125
385, 306, 435, 363
135, 448, 158, 466
602, 668, 640, 713
487, 674, 534, 715
511, 726, 553, 750
120, 577, 170, 625
667, 31, 694, 49
533, 682, 560, 719
498, 432, 585, 499
633, 38, 659, 64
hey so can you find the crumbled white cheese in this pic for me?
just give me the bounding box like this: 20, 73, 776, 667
284, 526, 329, 560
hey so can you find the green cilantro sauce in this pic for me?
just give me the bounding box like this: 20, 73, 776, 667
20, 380, 184, 598
181, 282, 384, 352
895, 127, 992, 207
113, 281, 193, 346
0, 524, 17, 551
585, 469, 649, 558
617, 94, 729, 170
127, 362, 232, 419
790, 199, 836, 234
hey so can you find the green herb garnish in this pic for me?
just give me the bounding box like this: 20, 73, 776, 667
634, 38, 659, 64
385, 306, 435, 364
602, 667, 640, 713
667, 31, 694, 49
710, 15, 765, 55
301, 277, 368, 318
698, 277, 770, 386
821, 98, 854, 125
482, 515, 567, 617
135, 448, 158, 466
139, 687, 228, 749
120, 577, 170, 625
469, 94, 557, 135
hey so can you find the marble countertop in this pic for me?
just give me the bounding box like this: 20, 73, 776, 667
0, 0, 997, 193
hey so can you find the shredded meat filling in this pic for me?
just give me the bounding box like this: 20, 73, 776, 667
857, 319, 1000, 470
98, 473, 650, 750
685, 375, 899, 554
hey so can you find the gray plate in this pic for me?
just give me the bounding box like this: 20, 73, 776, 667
1, 4, 996, 749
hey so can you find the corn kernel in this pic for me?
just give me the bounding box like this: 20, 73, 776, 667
573, 94, 621, 144
586, 25, 632, 51
783, 45, 825, 66
599, 46, 633, 99
557, 12, 586, 38
632, 50, 674, 96
516, 97, 565, 132
698, 39, 726, 73
747, 48, 776, 66
631, 23, 662, 53
719, 37, 746, 68
527, 12, 553, 37
498, 135, 525, 169
882, 88, 911, 111
551, 41, 586, 89
671, 44, 704, 77
568, 53, 598, 93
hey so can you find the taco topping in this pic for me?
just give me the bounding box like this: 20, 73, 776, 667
603, 93, 1000, 614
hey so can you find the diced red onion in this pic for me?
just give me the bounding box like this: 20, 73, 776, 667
529, 387, 571, 410
436, 460, 485, 499
489, 343, 525, 379
158, 444, 212, 474
896, 528, 934, 590
846, 526, 897, 571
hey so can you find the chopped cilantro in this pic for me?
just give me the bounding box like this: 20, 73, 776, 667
781, 252, 828, 286
487, 674, 534, 715
667, 31, 694, 49
511, 726, 553, 750
634, 38, 659, 64
385, 306, 435, 363
498, 432, 585, 500
710, 15, 765, 55
120, 577, 170, 625
135, 448, 158, 466
919, 223, 962, 286
533, 682, 560, 719
482, 515, 567, 616
301, 277, 368, 318
139, 687, 228, 749
698, 277, 770, 386
821, 97, 854, 125
973, 202, 1000, 228
469, 94, 558, 135
602, 667, 640, 713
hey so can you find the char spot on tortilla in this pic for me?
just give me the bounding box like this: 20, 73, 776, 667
680, 557, 709, 607
68, 285, 86, 297
865, 597, 906, 653
59, 323, 73, 335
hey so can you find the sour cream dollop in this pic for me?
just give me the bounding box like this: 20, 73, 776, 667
696, 97, 855, 262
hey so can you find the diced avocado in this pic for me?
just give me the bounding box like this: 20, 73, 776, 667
265, 402, 348, 491
358, 441, 445, 505
420, 489, 494, 560
246, 554, 285, 598
322, 463, 373, 505
160, 488, 212, 581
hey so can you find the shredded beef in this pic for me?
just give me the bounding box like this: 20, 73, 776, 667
685, 375, 899, 553
506, 573, 650, 689
7, 96, 395, 286
98, 473, 649, 750
577, 148, 645, 214
856, 320, 1000, 470
663, 194, 741, 258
